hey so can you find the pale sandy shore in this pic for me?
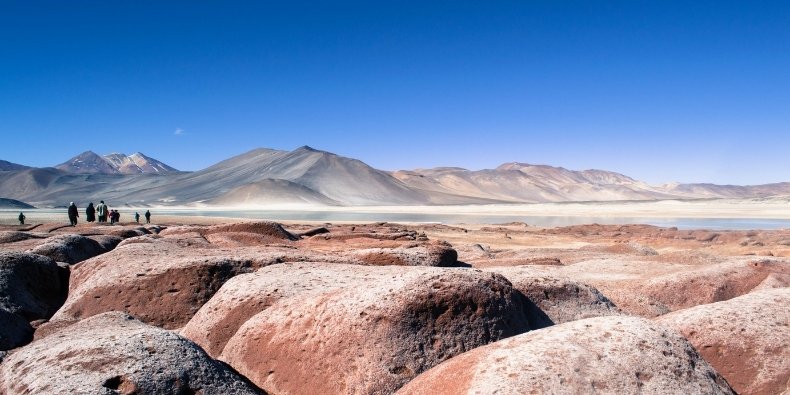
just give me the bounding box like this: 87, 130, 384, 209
2, 198, 790, 227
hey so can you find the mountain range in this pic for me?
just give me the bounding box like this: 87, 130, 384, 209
1, 146, 789, 207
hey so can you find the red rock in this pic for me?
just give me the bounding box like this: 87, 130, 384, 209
0, 312, 265, 394
657, 288, 790, 395
488, 266, 621, 328
86, 234, 123, 251
39, 238, 272, 334
0, 252, 67, 319
397, 316, 734, 395
160, 221, 298, 241
544, 257, 790, 317
0, 252, 67, 350
28, 234, 107, 264
0, 231, 37, 244
350, 243, 458, 267
181, 263, 530, 394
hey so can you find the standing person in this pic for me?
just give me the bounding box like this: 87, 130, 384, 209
114, 210, 121, 223
86, 202, 96, 222
109, 209, 116, 224
144, 210, 151, 224
18, 212, 25, 225
68, 202, 79, 226
96, 201, 107, 223
134, 212, 140, 223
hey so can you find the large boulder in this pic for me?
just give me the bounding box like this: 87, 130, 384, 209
0, 251, 68, 319
0, 312, 265, 394
0, 309, 32, 351
0, 251, 68, 350
488, 266, 621, 328
350, 243, 459, 267
657, 288, 790, 395
158, 222, 299, 249
181, 263, 531, 394
397, 316, 734, 395
0, 231, 36, 244
160, 221, 298, 241
613, 259, 790, 316
40, 238, 272, 334
527, 257, 790, 317
28, 234, 107, 264
87, 234, 123, 251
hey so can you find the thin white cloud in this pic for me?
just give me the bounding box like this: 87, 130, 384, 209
174, 127, 185, 136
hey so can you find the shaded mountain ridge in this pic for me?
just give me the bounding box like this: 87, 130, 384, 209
56, 151, 178, 175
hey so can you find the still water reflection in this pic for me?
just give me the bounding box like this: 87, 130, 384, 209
152, 209, 790, 230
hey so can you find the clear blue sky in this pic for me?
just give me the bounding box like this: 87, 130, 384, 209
1, 1, 788, 185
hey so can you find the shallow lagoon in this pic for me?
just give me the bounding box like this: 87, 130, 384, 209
5, 208, 790, 230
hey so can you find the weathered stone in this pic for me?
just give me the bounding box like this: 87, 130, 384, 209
28, 234, 106, 264
39, 239, 271, 334
0, 252, 68, 320
0, 309, 32, 351
489, 266, 621, 328
657, 288, 790, 395
351, 243, 458, 267
0, 312, 266, 394
182, 263, 530, 394
397, 316, 734, 395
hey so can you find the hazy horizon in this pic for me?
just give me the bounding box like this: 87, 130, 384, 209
2, 1, 788, 185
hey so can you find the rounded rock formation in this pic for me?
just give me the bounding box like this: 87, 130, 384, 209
28, 234, 107, 264
0, 309, 32, 351
0, 252, 68, 349
351, 243, 459, 267
0, 312, 265, 394
657, 287, 790, 395
181, 263, 531, 394
0, 251, 68, 319
39, 238, 271, 335
489, 266, 621, 328
397, 316, 734, 395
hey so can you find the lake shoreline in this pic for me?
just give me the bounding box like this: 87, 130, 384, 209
3, 201, 790, 230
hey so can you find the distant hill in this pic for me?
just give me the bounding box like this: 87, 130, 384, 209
56, 151, 178, 175
393, 163, 790, 203
392, 163, 675, 203
0, 160, 31, 171
128, 146, 451, 205
209, 179, 341, 206
0, 198, 35, 209
0, 146, 789, 207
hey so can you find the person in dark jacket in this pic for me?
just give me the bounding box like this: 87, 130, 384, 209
68, 202, 79, 226
18, 212, 25, 225
134, 212, 140, 223
144, 210, 151, 224
86, 202, 96, 222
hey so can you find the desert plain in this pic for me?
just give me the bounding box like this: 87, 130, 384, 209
0, 202, 788, 394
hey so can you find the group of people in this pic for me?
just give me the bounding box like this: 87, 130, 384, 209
63, 201, 151, 226
17, 203, 152, 226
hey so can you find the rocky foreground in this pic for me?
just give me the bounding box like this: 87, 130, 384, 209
0, 220, 788, 394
